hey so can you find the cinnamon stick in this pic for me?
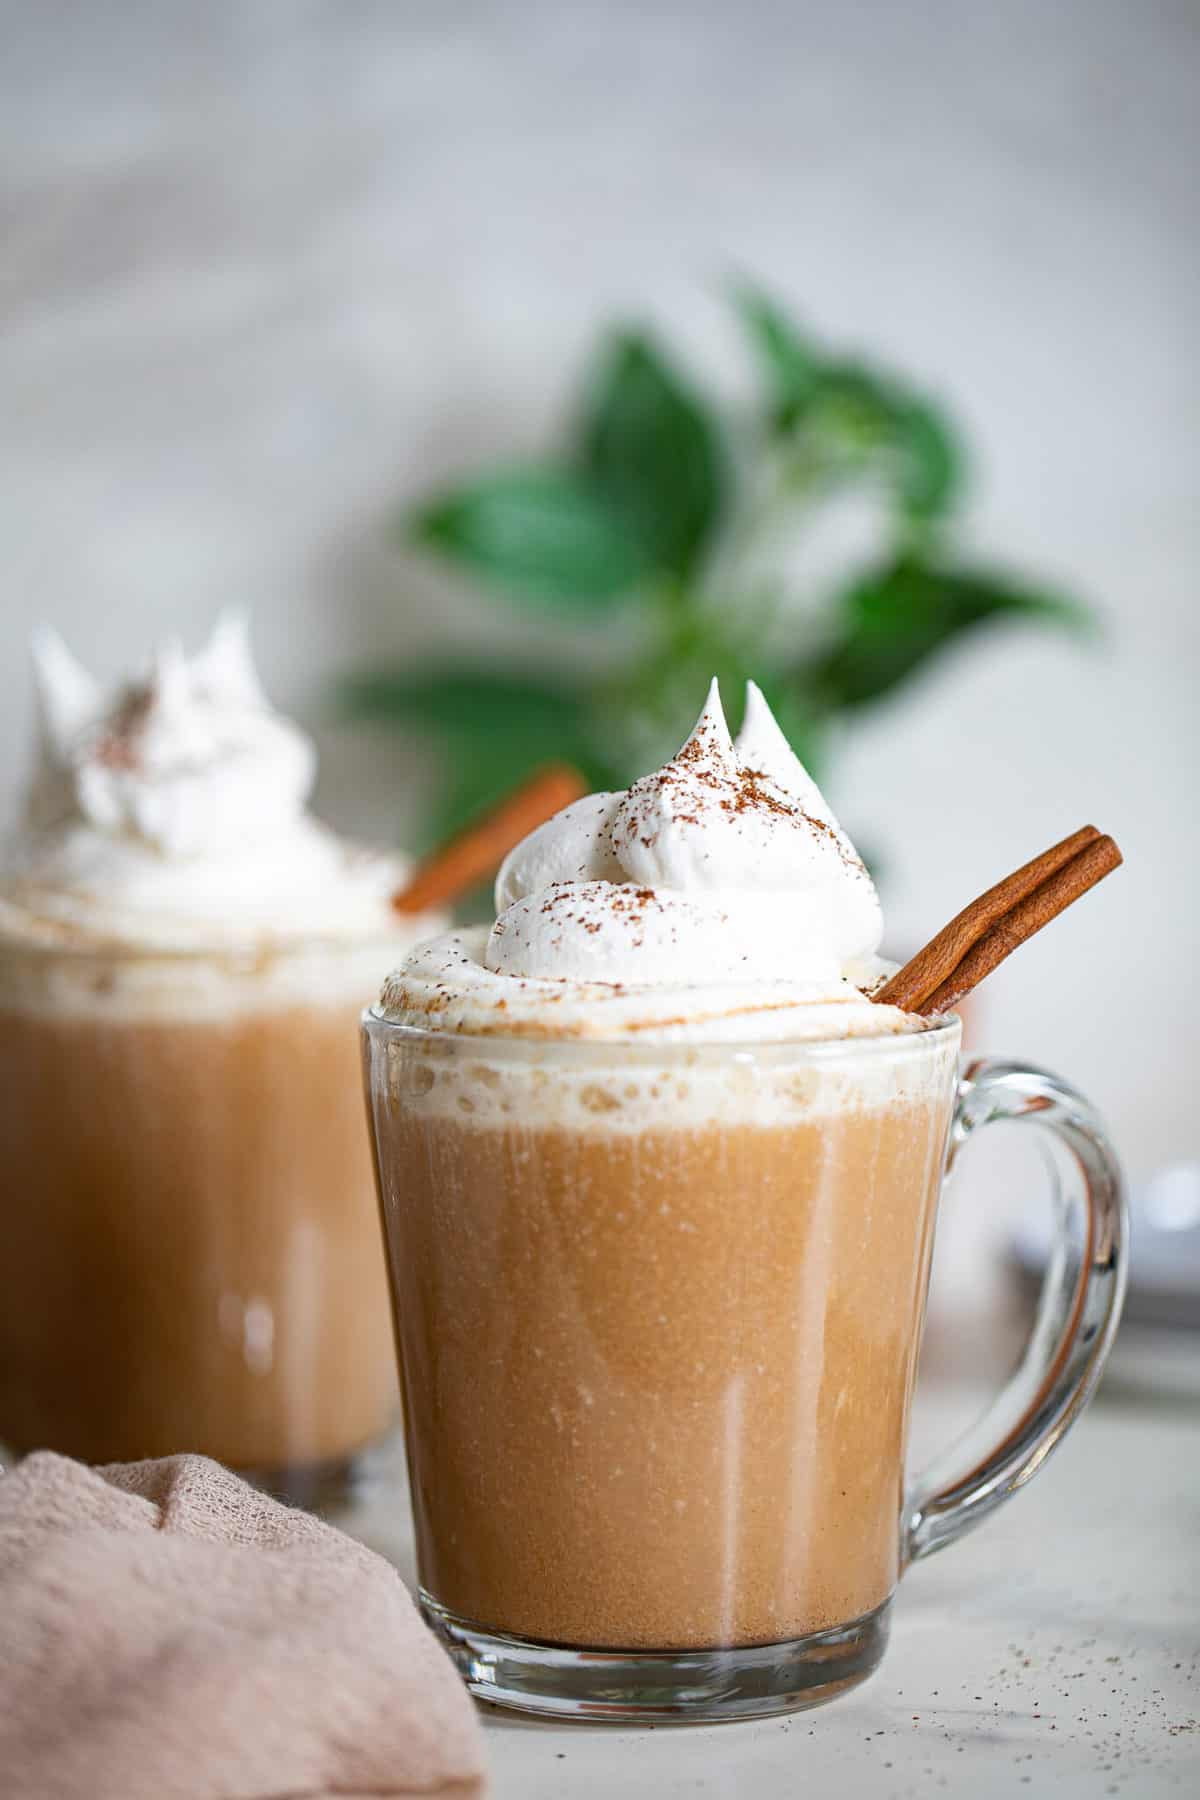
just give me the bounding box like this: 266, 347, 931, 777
918, 834, 1122, 1014
876, 829, 1122, 1017
393, 763, 587, 915
874, 824, 1102, 1012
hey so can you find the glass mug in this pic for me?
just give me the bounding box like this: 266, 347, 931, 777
0, 933, 404, 1508
362, 1012, 1126, 1721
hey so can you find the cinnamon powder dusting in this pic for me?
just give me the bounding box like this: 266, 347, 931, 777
615, 721, 863, 877
91, 688, 153, 771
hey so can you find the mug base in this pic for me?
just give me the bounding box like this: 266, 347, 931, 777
420, 1592, 891, 1722
240, 1431, 396, 1516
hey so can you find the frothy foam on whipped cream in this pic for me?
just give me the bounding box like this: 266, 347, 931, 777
0, 616, 419, 952
379, 680, 915, 1044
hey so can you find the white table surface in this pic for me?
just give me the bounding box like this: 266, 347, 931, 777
346, 1353, 1199, 1799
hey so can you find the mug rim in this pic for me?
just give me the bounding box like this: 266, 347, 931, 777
361, 1008, 961, 1067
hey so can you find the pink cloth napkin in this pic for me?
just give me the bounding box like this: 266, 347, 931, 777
0, 1451, 487, 1800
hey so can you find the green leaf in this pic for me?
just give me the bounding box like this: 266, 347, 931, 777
336, 666, 612, 843
409, 467, 645, 607
732, 285, 965, 520
579, 332, 725, 579
810, 362, 964, 522
730, 283, 822, 431
338, 667, 586, 735
888, 395, 962, 521
812, 558, 1092, 710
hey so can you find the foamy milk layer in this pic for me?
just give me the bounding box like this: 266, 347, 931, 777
371, 924, 958, 1130
0, 933, 417, 1022
368, 992, 960, 1134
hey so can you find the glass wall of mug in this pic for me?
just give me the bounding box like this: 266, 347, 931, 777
0, 932, 404, 1508
363, 1013, 1125, 1721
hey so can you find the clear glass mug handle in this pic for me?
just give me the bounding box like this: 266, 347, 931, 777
905, 1057, 1128, 1564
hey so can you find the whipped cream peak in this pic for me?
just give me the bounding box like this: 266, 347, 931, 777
187, 611, 273, 710
30, 627, 103, 767
735, 679, 834, 826
611, 680, 842, 895
482, 678, 883, 994
32, 613, 316, 858
692, 675, 736, 759
4, 617, 419, 951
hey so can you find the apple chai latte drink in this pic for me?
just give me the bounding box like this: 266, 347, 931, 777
364, 681, 1125, 1719
0, 620, 442, 1504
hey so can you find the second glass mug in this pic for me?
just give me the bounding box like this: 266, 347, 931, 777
0, 933, 403, 1507
363, 1012, 1126, 1722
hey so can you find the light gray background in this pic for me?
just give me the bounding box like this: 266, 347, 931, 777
2, 0, 1196, 1193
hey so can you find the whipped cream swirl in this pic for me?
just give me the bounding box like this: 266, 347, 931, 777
1, 617, 419, 951
379, 681, 907, 1044
488, 680, 882, 987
